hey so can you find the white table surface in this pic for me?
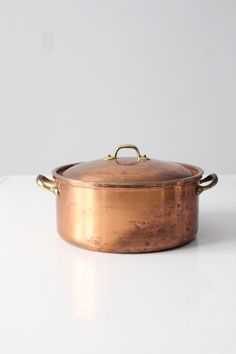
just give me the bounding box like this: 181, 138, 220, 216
0, 175, 235, 354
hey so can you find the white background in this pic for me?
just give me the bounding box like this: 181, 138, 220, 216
1, 3, 236, 353
0, 0, 235, 175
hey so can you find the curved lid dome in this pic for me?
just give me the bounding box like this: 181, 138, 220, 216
56, 144, 199, 187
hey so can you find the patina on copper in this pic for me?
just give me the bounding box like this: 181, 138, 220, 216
36, 144, 218, 253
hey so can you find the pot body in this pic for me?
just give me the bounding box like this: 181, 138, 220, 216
56, 180, 199, 253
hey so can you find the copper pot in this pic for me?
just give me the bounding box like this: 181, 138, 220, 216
36, 144, 218, 253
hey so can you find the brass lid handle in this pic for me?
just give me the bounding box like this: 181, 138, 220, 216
104, 144, 149, 162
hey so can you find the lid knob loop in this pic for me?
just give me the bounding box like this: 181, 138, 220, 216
104, 144, 149, 162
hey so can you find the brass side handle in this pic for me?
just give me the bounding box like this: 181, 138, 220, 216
36, 175, 59, 196
104, 144, 149, 162
197, 173, 218, 195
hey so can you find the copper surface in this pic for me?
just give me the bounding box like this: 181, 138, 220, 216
55, 179, 199, 253
37, 144, 218, 253
60, 158, 194, 186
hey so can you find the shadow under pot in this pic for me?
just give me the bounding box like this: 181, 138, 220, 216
36, 144, 218, 253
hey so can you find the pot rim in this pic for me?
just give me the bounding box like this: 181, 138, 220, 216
53, 162, 204, 188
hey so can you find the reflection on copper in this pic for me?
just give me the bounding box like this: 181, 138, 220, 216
56, 181, 200, 253
71, 254, 99, 320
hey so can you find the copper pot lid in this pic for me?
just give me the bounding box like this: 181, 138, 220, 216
55, 144, 203, 187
